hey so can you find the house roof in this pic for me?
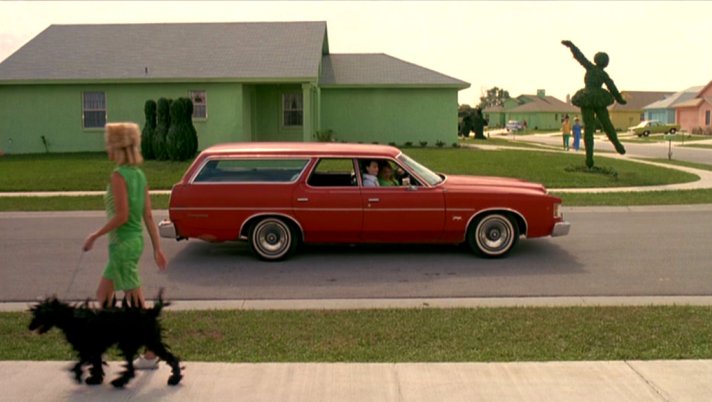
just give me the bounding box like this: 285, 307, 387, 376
674, 97, 712, 108
609, 91, 673, 111
643, 86, 703, 110
0, 22, 328, 82
319, 54, 469, 88
508, 95, 577, 113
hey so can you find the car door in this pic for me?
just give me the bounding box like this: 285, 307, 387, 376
292, 158, 362, 243
359, 159, 446, 243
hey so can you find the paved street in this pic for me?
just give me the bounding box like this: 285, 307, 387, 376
2, 206, 711, 302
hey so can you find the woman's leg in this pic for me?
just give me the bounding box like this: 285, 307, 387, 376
125, 287, 158, 361
96, 277, 115, 308
596, 108, 626, 155
581, 108, 596, 168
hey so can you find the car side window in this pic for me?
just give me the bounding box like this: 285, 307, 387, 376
307, 158, 357, 187
193, 158, 309, 183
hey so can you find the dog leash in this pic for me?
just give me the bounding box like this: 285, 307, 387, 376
64, 250, 85, 300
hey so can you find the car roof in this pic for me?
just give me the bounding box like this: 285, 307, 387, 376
201, 142, 402, 158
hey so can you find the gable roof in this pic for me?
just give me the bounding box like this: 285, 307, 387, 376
508, 94, 577, 113
643, 86, 703, 110
0, 22, 328, 83
609, 91, 673, 111
319, 54, 469, 88
674, 97, 712, 109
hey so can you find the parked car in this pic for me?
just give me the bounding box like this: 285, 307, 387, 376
628, 120, 680, 137
505, 120, 524, 132
159, 143, 570, 261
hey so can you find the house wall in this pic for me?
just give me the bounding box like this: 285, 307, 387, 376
253, 84, 304, 142
0, 82, 246, 154
610, 111, 644, 131
320, 88, 458, 144
677, 107, 699, 132
645, 109, 676, 124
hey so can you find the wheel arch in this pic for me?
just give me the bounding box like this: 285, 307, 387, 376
239, 213, 304, 242
464, 208, 528, 240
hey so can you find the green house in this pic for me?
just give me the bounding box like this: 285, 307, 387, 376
0, 22, 469, 154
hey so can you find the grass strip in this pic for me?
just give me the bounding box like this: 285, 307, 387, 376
5, 306, 712, 362
554, 189, 712, 206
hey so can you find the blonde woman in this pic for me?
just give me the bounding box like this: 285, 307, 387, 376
83, 122, 168, 369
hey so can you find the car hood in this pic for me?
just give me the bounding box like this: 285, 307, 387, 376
443, 174, 547, 194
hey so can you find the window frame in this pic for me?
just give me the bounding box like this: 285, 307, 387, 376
282, 92, 303, 128
189, 90, 208, 120
82, 91, 107, 129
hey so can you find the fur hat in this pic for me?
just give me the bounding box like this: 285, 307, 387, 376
105, 122, 143, 165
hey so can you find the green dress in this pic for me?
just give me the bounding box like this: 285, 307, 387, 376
103, 166, 147, 291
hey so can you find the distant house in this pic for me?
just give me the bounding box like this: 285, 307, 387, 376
608, 91, 672, 130
643, 86, 703, 124
673, 81, 712, 132
0, 22, 469, 154
484, 90, 577, 130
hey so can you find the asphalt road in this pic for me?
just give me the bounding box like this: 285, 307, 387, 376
2, 206, 711, 302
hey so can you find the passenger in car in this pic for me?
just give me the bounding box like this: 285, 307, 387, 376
362, 160, 380, 187
378, 162, 399, 186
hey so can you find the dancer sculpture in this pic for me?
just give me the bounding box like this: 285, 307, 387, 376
562, 40, 626, 168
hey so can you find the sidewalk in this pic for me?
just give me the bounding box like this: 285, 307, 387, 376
2, 359, 711, 401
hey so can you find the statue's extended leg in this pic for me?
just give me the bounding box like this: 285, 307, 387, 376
597, 108, 626, 155
581, 108, 596, 168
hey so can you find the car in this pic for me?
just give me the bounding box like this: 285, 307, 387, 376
159, 142, 570, 261
629, 120, 680, 137
505, 120, 524, 132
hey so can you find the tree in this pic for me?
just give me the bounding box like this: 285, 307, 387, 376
153, 98, 171, 160
478, 87, 511, 109
141, 100, 157, 160
458, 105, 488, 139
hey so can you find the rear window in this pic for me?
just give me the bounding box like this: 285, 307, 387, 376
193, 158, 309, 183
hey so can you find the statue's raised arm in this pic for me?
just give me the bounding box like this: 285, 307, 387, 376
562, 40, 594, 70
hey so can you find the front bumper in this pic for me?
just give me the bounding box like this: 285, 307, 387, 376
551, 221, 571, 237
158, 219, 177, 239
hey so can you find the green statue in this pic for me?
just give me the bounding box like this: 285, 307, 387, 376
562, 40, 626, 168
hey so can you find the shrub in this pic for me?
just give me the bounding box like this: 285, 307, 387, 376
451, 142, 461, 148
181, 98, 199, 158
404, 141, 413, 147
153, 98, 171, 160
316, 129, 334, 142
436, 140, 445, 147
388, 142, 397, 147
419, 141, 428, 147
141, 100, 157, 160
166, 98, 198, 161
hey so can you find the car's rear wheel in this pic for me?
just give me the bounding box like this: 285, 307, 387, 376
466, 213, 519, 258
669, 128, 677, 134
248, 217, 297, 261
643, 130, 651, 137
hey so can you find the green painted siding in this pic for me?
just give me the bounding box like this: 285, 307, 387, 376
320, 88, 458, 144
506, 112, 580, 131
253, 84, 304, 142
0, 82, 247, 154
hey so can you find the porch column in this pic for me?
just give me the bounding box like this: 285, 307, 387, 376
302, 83, 314, 141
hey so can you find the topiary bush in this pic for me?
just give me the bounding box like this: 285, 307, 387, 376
141, 100, 157, 160
166, 98, 199, 161
153, 98, 171, 160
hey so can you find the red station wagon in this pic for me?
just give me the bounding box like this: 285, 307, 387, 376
159, 142, 570, 260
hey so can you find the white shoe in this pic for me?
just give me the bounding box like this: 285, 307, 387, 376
133, 355, 159, 370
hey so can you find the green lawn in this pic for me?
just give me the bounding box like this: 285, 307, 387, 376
6, 306, 712, 362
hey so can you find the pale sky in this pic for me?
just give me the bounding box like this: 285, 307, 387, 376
1, 1, 710, 104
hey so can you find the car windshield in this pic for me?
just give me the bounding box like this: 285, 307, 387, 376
397, 153, 443, 186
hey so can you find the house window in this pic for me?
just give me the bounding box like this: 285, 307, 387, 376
706, 110, 711, 126
82, 92, 106, 129
189, 90, 207, 119
282, 93, 303, 127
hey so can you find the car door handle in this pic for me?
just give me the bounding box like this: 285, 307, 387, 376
296, 197, 309, 202
368, 198, 380, 203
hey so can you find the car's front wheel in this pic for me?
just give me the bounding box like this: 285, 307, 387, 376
643, 130, 651, 137
466, 213, 519, 258
669, 128, 677, 134
248, 217, 298, 261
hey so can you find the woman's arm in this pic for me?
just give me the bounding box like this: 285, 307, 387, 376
142, 186, 168, 270
83, 172, 129, 251
562, 40, 593, 70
